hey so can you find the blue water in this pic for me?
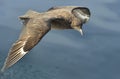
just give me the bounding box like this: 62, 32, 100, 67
0, 0, 120, 79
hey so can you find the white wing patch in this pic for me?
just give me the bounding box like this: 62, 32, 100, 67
21, 47, 27, 55
20, 41, 28, 55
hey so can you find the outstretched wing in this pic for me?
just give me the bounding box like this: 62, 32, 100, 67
1, 19, 50, 72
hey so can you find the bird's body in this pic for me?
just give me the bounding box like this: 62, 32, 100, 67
1, 6, 91, 72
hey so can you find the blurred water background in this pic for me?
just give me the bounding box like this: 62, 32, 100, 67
0, 0, 120, 79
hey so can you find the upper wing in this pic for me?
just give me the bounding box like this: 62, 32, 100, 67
1, 19, 50, 72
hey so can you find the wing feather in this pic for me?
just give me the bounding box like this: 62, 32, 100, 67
1, 41, 27, 72
1, 20, 50, 72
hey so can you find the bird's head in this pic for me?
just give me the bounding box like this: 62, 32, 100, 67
71, 7, 91, 35
72, 7, 90, 23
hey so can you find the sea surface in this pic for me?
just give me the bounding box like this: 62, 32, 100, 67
0, 0, 120, 79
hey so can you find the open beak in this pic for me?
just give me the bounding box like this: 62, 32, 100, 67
79, 29, 83, 36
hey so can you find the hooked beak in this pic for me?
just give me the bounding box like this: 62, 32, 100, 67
79, 29, 83, 36
73, 25, 84, 36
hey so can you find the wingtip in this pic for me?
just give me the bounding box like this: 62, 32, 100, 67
1, 62, 8, 73
1, 66, 5, 73
0, 68, 5, 78
0, 60, 7, 73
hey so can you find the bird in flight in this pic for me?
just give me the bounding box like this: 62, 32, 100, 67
1, 6, 91, 72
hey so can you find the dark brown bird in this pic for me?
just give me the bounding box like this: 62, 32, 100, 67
1, 6, 91, 72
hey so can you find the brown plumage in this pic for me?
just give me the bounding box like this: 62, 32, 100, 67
1, 6, 91, 72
